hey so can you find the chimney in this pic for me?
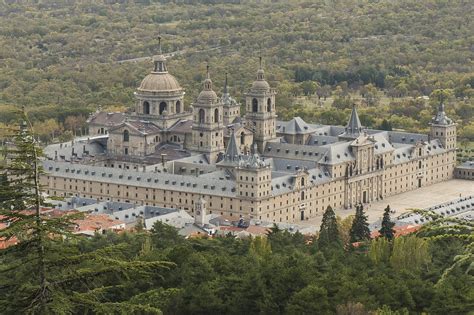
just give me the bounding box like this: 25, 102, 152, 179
161, 154, 167, 167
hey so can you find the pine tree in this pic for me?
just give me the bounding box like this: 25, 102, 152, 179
318, 206, 340, 248
0, 113, 170, 314
349, 204, 371, 243
379, 205, 395, 240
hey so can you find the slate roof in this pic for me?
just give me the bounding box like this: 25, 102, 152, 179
270, 158, 317, 173
306, 134, 340, 146
264, 142, 329, 162
396, 195, 474, 225
271, 167, 331, 195
167, 119, 193, 133
345, 105, 363, 135
107, 120, 162, 136
44, 139, 106, 161
431, 103, 453, 125
320, 142, 355, 164
87, 112, 126, 126
223, 130, 240, 163
276, 117, 315, 134
43, 160, 237, 197
386, 131, 428, 144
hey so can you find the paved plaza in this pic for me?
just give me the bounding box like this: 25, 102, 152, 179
301, 179, 474, 228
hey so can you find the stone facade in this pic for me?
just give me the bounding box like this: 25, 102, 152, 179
40, 44, 459, 224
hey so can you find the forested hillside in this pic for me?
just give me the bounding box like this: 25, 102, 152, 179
0, 0, 473, 145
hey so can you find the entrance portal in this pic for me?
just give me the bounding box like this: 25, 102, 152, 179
418, 178, 422, 188
300, 210, 305, 221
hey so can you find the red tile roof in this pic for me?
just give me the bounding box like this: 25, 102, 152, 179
371, 224, 421, 238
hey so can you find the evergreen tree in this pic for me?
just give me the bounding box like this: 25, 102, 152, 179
318, 206, 340, 248
379, 205, 395, 240
0, 114, 170, 314
350, 203, 371, 243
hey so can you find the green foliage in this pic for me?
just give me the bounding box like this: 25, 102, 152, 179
249, 236, 272, 258
0, 0, 472, 142
318, 206, 341, 249
369, 237, 391, 265
150, 220, 183, 248
285, 285, 331, 315
379, 205, 395, 240
349, 204, 371, 243
390, 235, 431, 272
0, 120, 172, 314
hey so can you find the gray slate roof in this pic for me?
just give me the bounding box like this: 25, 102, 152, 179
43, 160, 237, 197
276, 117, 315, 134
431, 103, 453, 125
345, 105, 363, 135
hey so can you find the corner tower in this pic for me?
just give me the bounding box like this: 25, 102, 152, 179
235, 145, 272, 200
191, 66, 225, 163
339, 104, 363, 140
245, 57, 277, 153
430, 103, 456, 150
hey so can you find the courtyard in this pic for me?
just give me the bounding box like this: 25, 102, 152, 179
301, 179, 474, 228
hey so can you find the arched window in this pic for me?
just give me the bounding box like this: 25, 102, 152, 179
267, 98, 272, 112
123, 130, 129, 142
301, 177, 305, 186
199, 109, 205, 123
176, 100, 181, 113
159, 102, 167, 115
301, 191, 305, 201
252, 98, 258, 112
240, 132, 245, 145
214, 108, 219, 123
143, 101, 150, 115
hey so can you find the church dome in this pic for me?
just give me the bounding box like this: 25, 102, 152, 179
251, 78, 270, 91
197, 89, 218, 103
251, 63, 270, 91
196, 67, 218, 103
138, 72, 182, 93
137, 52, 182, 93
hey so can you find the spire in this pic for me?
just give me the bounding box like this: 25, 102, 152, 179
203, 63, 213, 91
224, 129, 240, 162
346, 104, 363, 135
223, 72, 228, 95
257, 55, 265, 81
153, 34, 167, 73
158, 34, 162, 54
432, 102, 453, 125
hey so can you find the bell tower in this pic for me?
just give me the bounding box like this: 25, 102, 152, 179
191, 65, 225, 163
430, 103, 456, 151
245, 57, 277, 153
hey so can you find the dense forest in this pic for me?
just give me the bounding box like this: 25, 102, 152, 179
0, 0, 473, 151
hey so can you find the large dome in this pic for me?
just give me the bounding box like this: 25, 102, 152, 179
138, 72, 182, 93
